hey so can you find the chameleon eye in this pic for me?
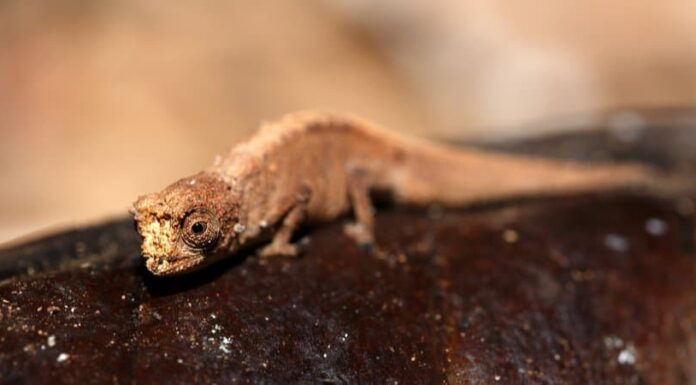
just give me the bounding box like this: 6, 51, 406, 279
191, 221, 206, 234
182, 210, 220, 250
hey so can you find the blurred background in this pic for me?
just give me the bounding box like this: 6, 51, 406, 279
1, 0, 695, 243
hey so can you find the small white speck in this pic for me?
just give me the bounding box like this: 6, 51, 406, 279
56, 353, 69, 363
121, 295, 126, 300
219, 336, 232, 354
604, 234, 629, 252
177, 358, 184, 364
233, 223, 246, 233
604, 335, 624, 349
188, 179, 197, 185
645, 218, 667, 236
322, 353, 327, 359
47, 335, 56, 347
618, 345, 637, 365
210, 313, 217, 319
259, 220, 268, 228
410, 355, 416, 362
494, 375, 501, 381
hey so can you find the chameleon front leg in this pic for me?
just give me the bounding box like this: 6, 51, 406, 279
257, 185, 311, 258
344, 168, 376, 250
258, 202, 307, 258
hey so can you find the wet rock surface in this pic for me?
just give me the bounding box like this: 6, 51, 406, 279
1, 123, 696, 384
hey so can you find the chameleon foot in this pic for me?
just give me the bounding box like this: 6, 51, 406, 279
258, 242, 298, 258
344, 222, 375, 251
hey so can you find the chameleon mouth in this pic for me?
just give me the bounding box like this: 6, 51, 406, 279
145, 254, 205, 276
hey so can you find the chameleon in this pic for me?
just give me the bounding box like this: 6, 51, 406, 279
132, 111, 659, 276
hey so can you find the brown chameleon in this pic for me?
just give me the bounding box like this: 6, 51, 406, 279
132, 111, 657, 275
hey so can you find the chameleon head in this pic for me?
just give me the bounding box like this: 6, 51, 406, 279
131, 172, 242, 276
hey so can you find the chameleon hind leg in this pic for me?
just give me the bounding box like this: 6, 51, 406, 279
344, 169, 376, 250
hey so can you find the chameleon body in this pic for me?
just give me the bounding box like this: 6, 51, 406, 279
133, 112, 653, 275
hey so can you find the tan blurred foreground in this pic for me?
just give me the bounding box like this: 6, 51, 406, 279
1, 0, 695, 243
